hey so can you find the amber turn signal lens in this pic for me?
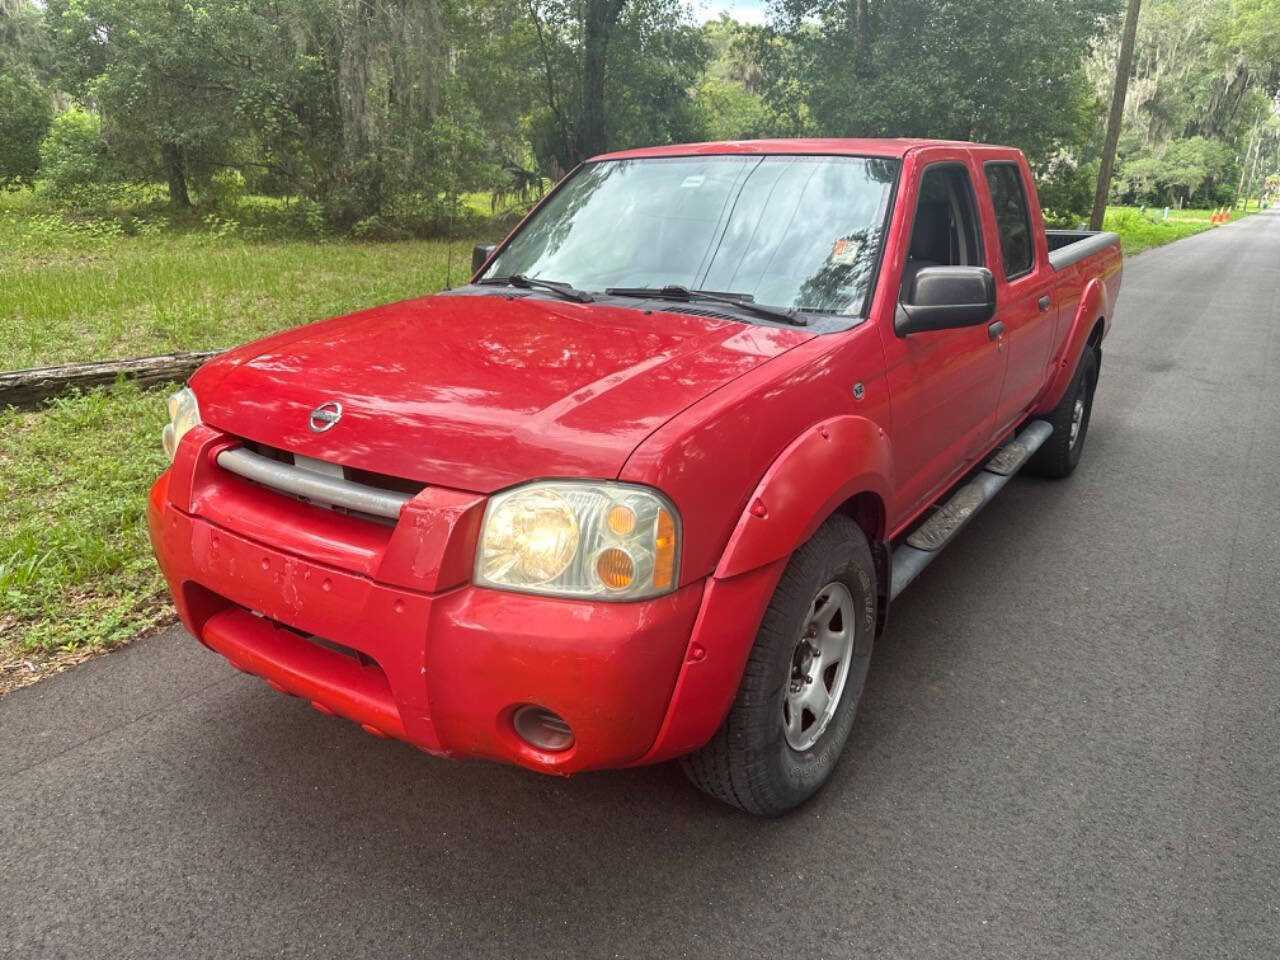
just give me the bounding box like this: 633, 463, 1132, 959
653, 508, 676, 591
596, 548, 635, 589
606, 503, 636, 536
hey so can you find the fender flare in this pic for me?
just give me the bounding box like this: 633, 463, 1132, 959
1038, 275, 1108, 413
715, 415, 894, 580
637, 415, 893, 765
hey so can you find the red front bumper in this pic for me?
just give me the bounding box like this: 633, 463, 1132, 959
147, 427, 781, 774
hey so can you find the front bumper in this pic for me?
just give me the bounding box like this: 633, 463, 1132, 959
146, 427, 734, 774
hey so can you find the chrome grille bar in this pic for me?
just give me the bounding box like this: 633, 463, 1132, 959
216, 447, 412, 520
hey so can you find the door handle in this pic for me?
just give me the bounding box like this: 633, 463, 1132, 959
987, 321, 1004, 340
1037, 294, 1051, 312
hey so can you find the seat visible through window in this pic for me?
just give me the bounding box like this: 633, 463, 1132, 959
901, 166, 984, 299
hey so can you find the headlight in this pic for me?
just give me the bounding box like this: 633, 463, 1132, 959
477, 481, 680, 600
161, 387, 201, 461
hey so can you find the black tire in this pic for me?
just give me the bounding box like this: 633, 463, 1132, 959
680, 514, 876, 816
1027, 346, 1098, 479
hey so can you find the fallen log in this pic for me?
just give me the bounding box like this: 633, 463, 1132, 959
0, 350, 223, 410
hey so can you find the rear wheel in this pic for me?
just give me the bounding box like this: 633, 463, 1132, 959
1027, 346, 1098, 479
680, 515, 875, 816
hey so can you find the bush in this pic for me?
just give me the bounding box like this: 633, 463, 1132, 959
199, 168, 247, 207
0, 67, 53, 188
38, 108, 119, 207
1037, 154, 1099, 227
1113, 136, 1238, 209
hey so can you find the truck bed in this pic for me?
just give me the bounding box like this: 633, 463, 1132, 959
1045, 229, 1122, 271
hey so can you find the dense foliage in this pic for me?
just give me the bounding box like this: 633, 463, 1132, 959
1100, 0, 1280, 207
3, 0, 1278, 230
0, 65, 51, 186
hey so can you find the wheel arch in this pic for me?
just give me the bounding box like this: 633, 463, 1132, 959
1087, 315, 1105, 370
833, 490, 891, 635
639, 438, 892, 767
714, 415, 893, 581
1038, 277, 1109, 414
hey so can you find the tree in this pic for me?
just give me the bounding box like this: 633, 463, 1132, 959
1113, 135, 1238, 205
522, 0, 707, 171
1091, 0, 1280, 214
755, 0, 1121, 219
581, 0, 628, 158
45, 0, 256, 206
693, 16, 785, 140
0, 0, 55, 186
37, 106, 116, 202
0, 0, 54, 79
0, 67, 52, 187
43, 0, 473, 222
765, 0, 1117, 149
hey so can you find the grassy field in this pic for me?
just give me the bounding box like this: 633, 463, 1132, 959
1103, 204, 1260, 255
0, 195, 494, 370
0, 195, 1263, 680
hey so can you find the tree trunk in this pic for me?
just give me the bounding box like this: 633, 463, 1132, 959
1090, 0, 1142, 231
162, 143, 191, 208
0, 351, 222, 410
850, 0, 870, 66
525, 0, 574, 171
1243, 131, 1265, 210
577, 0, 626, 162
1235, 127, 1259, 209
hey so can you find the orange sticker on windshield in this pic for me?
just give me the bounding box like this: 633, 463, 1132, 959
830, 238, 861, 266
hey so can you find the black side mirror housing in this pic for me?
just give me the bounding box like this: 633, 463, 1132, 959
471, 243, 497, 275
895, 265, 997, 336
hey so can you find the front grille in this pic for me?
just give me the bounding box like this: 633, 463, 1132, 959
218, 441, 425, 523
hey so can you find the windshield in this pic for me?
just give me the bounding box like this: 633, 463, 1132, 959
482, 154, 900, 316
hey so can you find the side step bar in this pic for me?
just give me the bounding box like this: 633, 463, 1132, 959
889, 420, 1053, 602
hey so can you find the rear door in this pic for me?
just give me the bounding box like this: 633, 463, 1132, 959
981, 156, 1058, 432
878, 150, 1007, 521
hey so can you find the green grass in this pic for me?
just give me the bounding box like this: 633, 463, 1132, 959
1, 381, 172, 661
1103, 204, 1260, 256
0, 200, 491, 370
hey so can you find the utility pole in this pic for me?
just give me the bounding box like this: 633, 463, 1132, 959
1090, 0, 1142, 231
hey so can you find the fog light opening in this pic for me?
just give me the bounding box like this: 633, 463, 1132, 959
512, 705, 574, 753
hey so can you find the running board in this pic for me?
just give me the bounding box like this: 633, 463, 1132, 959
889, 420, 1053, 602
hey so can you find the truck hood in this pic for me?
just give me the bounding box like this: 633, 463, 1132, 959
192, 292, 811, 492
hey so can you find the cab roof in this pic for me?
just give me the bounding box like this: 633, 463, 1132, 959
592, 138, 1011, 163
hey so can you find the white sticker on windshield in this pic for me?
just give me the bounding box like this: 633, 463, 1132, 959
680, 175, 705, 189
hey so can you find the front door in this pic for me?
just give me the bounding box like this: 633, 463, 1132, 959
879, 158, 1007, 522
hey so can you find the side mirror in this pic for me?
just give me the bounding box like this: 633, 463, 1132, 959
471, 243, 497, 275
895, 266, 996, 336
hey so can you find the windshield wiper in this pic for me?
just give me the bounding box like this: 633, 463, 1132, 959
604, 285, 807, 327
476, 274, 594, 303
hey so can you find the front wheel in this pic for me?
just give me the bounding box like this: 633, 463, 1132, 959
680, 515, 875, 816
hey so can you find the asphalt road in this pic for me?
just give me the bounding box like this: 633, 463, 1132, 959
4, 211, 1279, 959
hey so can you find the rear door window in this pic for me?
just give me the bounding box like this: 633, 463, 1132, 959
985, 163, 1034, 279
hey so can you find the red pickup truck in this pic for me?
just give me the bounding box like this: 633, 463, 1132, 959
149, 139, 1121, 815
